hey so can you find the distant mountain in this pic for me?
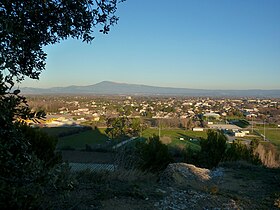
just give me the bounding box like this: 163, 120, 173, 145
20, 81, 280, 97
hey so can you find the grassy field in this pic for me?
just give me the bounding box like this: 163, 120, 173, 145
41, 127, 83, 137
56, 127, 108, 150
142, 128, 207, 151
50, 127, 207, 151
254, 124, 278, 129
46, 125, 280, 151
142, 128, 207, 140
255, 128, 280, 149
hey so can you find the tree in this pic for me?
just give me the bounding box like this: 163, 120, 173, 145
129, 118, 146, 137
199, 130, 227, 168
224, 140, 261, 165
181, 117, 195, 130
136, 135, 173, 173
106, 116, 129, 139
105, 117, 145, 139
1, 0, 121, 87
0, 1, 122, 208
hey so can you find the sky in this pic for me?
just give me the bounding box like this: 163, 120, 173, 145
21, 0, 280, 90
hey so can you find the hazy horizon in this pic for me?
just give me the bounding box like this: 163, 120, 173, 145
20, 0, 280, 90
20, 80, 280, 91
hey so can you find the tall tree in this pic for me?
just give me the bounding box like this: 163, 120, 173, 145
0, 1, 122, 208
0, 0, 121, 87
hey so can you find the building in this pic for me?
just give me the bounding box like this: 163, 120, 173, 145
193, 127, 204, 132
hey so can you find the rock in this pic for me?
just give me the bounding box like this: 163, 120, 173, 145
155, 188, 167, 194
154, 188, 209, 210
160, 163, 225, 191
160, 163, 223, 190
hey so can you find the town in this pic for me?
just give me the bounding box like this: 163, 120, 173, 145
26, 95, 280, 142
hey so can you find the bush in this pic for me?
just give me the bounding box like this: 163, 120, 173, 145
169, 144, 187, 162
135, 135, 173, 173
0, 122, 74, 209
183, 145, 200, 165
199, 130, 227, 168
20, 124, 61, 167
224, 140, 261, 165
0, 88, 73, 209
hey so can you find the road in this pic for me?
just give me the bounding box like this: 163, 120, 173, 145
112, 137, 137, 149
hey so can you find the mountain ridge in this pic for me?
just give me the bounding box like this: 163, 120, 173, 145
19, 81, 280, 97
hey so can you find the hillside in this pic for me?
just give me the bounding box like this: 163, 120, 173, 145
43, 160, 280, 209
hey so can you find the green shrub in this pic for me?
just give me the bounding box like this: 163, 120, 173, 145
135, 135, 173, 173
224, 140, 261, 165
20, 124, 61, 167
183, 145, 200, 165
0, 88, 71, 209
0, 122, 74, 209
199, 130, 227, 168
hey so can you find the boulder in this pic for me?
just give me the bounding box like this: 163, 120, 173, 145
160, 163, 223, 190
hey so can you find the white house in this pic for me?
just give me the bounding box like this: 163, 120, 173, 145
193, 128, 204, 132
234, 132, 245, 137
203, 113, 220, 119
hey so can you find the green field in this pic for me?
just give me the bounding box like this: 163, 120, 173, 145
46, 126, 280, 152
41, 127, 83, 137
255, 128, 280, 149
56, 128, 108, 150
50, 127, 207, 151
255, 124, 278, 129
142, 128, 207, 140
142, 128, 207, 151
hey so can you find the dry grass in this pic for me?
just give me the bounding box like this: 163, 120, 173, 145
254, 143, 280, 168
160, 136, 172, 145
275, 197, 280, 208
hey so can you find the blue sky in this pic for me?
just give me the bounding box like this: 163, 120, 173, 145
21, 0, 280, 90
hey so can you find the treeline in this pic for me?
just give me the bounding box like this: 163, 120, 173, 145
144, 117, 200, 129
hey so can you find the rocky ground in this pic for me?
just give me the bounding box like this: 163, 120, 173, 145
45, 154, 280, 209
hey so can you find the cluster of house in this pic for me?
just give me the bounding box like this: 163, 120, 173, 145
26, 96, 280, 129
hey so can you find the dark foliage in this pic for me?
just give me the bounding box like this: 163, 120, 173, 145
106, 117, 145, 140
224, 140, 261, 165
106, 116, 130, 139
199, 130, 227, 168
135, 135, 173, 173
183, 145, 200, 165
0, 0, 122, 208
20, 124, 62, 167
0, 83, 74, 209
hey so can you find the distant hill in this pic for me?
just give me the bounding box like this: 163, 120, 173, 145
20, 81, 280, 97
